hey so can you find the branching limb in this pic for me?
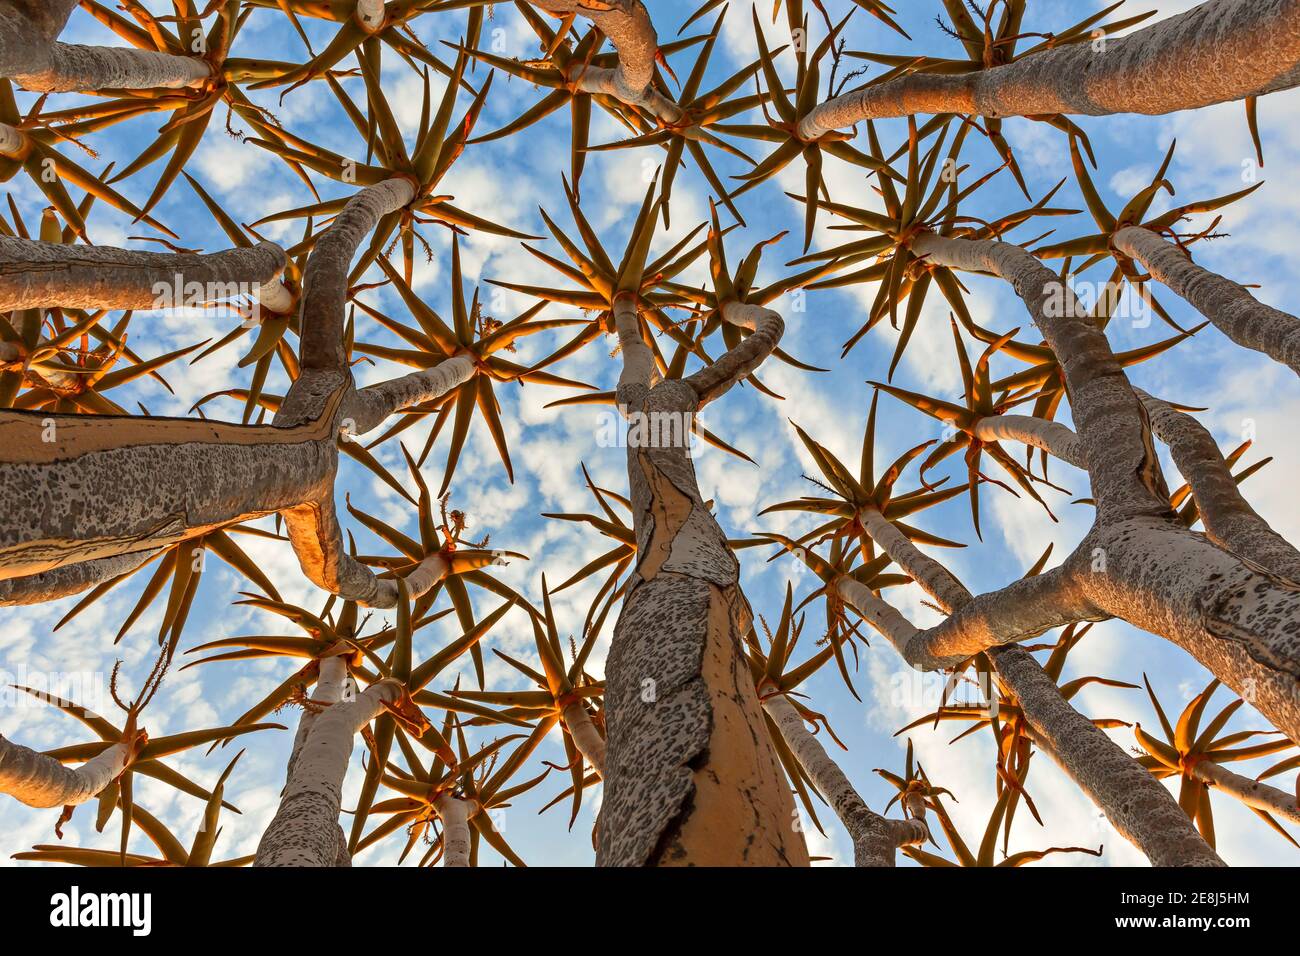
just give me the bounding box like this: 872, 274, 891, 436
255, 678, 403, 866
1137, 388, 1300, 581
684, 301, 784, 407
799, 0, 1300, 139
561, 700, 606, 777
298, 178, 416, 371
534, 1, 663, 107
279, 495, 449, 609
434, 793, 472, 866
343, 355, 477, 436
0, 549, 157, 606
972, 415, 1087, 470
1190, 759, 1300, 825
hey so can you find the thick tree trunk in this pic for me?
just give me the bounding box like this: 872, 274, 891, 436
0, 735, 127, 809
0, 237, 289, 313
761, 692, 925, 866
800, 0, 1300, 138
597, 298, 809, 867
0, 2, 210, 93
1114, 226, 1300, 375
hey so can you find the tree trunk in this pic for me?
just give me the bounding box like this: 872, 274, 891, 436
596, 298, 809, 867
762, 691, 925, 866
1114, 226, 1300, 375
799, 0, 1300, 139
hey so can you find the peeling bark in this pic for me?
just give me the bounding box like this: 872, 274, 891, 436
0, 735, 127, 809
597, 300, 808, 867
799, 0, 1300, 138
1115, 226, 1300, 375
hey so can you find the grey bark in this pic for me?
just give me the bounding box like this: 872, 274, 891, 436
897, 231, 1300, 746
1138, 389, 1300, 582
0, 237, 289, 313
1114, 226, 1300, 375
0, 1, 210, 93
597, 299, 809, 867
763, 692, 925, 866
800, 0, 1300, 138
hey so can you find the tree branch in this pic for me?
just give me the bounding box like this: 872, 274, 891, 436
799, 0, 1300, 139
1115, 226, 1300, 375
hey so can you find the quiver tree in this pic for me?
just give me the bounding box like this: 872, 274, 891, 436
4, 0, 1300, 871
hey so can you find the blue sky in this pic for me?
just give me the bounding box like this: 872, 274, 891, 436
2, 0, 1298, 866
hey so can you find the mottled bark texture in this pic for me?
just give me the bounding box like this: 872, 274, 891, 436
0, 735, 127, 809
800, 0, 1300, 138
906, 231, 1300, 745
0, 549, 157, 605
1115, 226, 1300, 375
596, 299, 808, 867
256, 663, 400, 867
0, 0, 210, 93
0, 397, 340, 583
0, 237, 289, 313
0, 177, 457, 610
762, 692, 925, 866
